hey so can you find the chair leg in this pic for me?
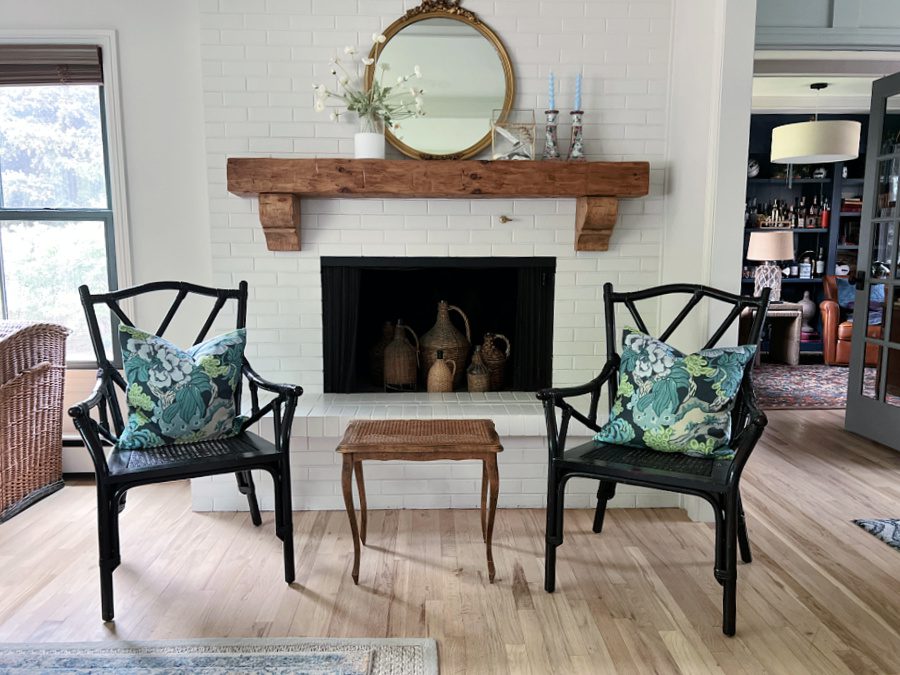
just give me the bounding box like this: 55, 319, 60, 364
280, 460, 295, 584
236, 471, 262, 526
96, 490, 118, 622
592, 481, 617, 533
713, 499, 726, 587
722, 491, 739, 636
544, 469, 567, 593
737, 492, 752, 564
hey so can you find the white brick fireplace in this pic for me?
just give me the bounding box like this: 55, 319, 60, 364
192, 0, 753, 514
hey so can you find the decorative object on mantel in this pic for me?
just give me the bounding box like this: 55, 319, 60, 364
480, 333, 510, 391
567, 110, 586, 161
426, 349, 456, 393
466, 345, 490, 392
566, 72, 586, 160
492, 109, 535, 160
542, 109, 561, 160
313, 34, 425, 159
369, 320, 394, 386
383, 320, 419, 391
368, 0, 514, 160
421, 300, 471, 389
226, 158, 650, 252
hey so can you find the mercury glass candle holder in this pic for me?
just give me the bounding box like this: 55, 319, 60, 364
566, 110, 585, 161
542, 110, 561, 160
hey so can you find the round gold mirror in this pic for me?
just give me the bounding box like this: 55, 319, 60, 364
367, 1, 515, 160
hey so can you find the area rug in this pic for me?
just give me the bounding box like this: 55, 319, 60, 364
853, 519, 900, 551
0, 637, 438, 674
753, 364, 873, 410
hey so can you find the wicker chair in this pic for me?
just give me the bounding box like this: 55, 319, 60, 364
0, 321, 69, 522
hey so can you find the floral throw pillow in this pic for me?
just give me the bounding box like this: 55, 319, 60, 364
594, 328, 756, 459
117, 325, 247, 450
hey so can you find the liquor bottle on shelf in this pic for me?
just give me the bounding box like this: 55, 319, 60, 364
821, 198, 830, 229
798, 196, 807, 229
815, 247, 825, 277
787, 200, 797, 228
790, 259, 799, 277
798, 251, 814, 279
807, 196, 819, 228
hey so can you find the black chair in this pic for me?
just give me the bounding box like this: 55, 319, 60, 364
538, 283, 769, 636
69, 281, 302, 622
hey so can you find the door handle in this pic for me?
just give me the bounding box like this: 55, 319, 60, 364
855, 270, 866, 291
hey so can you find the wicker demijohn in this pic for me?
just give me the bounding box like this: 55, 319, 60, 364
426, 349, 456, 393
466, 345, 490, 393
368, 321, 394, 386
0, 321, 69, 522
383, 320, 419, 391
420, 300, 470, 388
481, 333, 511, 391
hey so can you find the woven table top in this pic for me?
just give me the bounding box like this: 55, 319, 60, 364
337, 419, 503, 454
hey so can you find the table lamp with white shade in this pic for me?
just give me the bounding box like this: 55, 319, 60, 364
746, 230, 794, 302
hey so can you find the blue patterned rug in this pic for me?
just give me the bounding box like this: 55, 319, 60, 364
0, 637, 438, 674
853, 519, 900, 551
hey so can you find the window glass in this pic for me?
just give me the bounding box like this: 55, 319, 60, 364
0, 85, 106, 209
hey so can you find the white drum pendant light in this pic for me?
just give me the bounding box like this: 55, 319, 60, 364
770, 83, 861, 164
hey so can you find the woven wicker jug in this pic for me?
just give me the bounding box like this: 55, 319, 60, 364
420, 300, 471, 388
466, 345, 490, 393
383, 320, 419, 391
481, 333, 511, 391
426, 349, 456, 393
368, 321, 394, 386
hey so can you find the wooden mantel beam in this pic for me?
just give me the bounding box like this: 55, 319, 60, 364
226, 158, 650, 252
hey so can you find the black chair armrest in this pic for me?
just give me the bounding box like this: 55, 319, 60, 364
67, 370, 114, 476
725, 383, 768, 485
537, 359, 619, 456
242, 361, 303, 399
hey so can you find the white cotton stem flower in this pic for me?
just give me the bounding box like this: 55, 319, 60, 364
361, 57, 375, 66
372, 33, 386, 44
397, 76, 404, 84
339, 75, 349, 86
330, 111, 340, 121
314, 99, 325, 112
413, 65, 421, 78
344, 46, 357, 55
409, 87, 417, 97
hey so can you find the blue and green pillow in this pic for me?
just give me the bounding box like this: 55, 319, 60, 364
117, 325, 247, 450
594, 328, 756, 459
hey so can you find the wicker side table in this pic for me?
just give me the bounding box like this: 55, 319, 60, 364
740, 303, 802, 366
336, 418, 503, 583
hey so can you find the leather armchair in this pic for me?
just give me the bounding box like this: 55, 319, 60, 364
820, 276, 881, 366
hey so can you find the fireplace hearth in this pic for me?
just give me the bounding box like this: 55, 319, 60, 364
321, 257, 555, 393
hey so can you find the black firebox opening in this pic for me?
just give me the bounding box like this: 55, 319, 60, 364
322, 257, 555, 393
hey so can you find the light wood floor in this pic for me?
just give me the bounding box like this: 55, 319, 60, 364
1, 410, 898, 674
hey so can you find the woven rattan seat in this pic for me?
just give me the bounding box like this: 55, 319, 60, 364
337, 419, 502, 454
109, 433, 278, 475
575, 442, 717, 477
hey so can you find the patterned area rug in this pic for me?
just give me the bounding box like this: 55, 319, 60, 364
754, 364, 869, 410
853, 519, 900, 551
0, 637, 438, 674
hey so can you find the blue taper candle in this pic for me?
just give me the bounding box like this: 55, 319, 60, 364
548, 71, 555, 110
574, 72, 582, 111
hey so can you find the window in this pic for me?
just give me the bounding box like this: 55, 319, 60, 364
0, 45, 117, 364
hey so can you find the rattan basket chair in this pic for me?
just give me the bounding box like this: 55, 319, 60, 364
0, 321, 69, 522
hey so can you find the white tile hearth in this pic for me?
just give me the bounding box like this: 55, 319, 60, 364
190, 392, 680, 513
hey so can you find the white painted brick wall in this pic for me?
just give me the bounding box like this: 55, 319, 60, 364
196, 0, 676, 510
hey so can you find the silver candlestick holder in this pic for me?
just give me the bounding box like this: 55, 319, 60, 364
542, 110, 561, 160
567, 110, 585, 161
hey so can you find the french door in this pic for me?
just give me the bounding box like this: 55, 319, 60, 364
845, 71, 900, 451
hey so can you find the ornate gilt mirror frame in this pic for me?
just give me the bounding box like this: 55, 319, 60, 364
366, 0, 515, 160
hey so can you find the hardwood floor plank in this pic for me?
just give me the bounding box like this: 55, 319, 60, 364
0, 410, 898, 674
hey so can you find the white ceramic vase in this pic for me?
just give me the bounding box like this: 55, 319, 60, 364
354, 114, 385, 159
354, 132, 385, 159
799, 290, 816, 333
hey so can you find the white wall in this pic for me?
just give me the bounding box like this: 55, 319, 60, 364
0, 0, 213, 336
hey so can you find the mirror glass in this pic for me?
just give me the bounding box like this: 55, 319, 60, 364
375, 17, 510, 158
